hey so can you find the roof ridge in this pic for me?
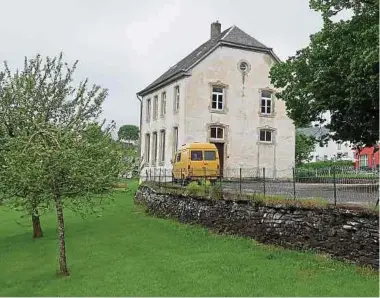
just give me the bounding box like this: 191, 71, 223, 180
137, 24, 278, 96
221, 25, 235, 40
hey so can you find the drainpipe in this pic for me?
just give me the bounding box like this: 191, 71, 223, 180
136, 94, 143, 172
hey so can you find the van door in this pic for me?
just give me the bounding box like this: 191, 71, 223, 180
204, 149, 219, 177
173, 152, 182, 179
189, 149, 204, 177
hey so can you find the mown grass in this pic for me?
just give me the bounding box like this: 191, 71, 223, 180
296, 173, 379, 180
145, 182, 331, 208
0, 181, 378, 297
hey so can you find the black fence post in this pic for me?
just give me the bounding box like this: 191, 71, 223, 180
204, 167, 207, 194
263, 167, 266, 198
239, 168, 242, 195
159, 168, 161, 189
149, 168, 152, 182
292, 167, 296, 200
333, 166, 337, 206
163, 168, 166, 192
219, 171, 222, 193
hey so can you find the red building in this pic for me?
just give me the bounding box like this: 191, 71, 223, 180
354, 145, 379, 169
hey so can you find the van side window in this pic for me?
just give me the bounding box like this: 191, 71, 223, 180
191, 150, 203, 161
176, 153, 181, 162
204, 151, 216, 160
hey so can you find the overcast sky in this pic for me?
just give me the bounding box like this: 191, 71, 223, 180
0, 0, 331, 129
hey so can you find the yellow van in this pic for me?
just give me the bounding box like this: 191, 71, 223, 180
172, 142, 220, 183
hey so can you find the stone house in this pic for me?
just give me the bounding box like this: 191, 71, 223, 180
136, 21, 295, 179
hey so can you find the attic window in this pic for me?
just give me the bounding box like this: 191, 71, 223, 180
240, 62, 248, 71
238, 60, 251, 74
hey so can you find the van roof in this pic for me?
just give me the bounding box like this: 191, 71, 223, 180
180, 142, 217, 149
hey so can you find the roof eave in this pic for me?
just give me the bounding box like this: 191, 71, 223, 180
220, 41, 282, 63
184, 43, 221, 72
136, 71, 191, 97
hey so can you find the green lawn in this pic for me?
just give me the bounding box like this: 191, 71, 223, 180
0, 181, 378, 297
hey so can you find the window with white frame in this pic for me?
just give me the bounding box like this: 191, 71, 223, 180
174, 86, 180, 112
153, 96, 158, 120
260, 90, 272, 115
359, 154, 368, 167
159, 129, 166, 162
337, 142, 342, 150
152, 132, 158, 164
145, 134, 150, 162
160, 92, 166, 117
210, 126, 224, 140
259, 129, 273, 143
211, 87, 224, 110
146, 98, 151, 122
173, 126, 178, 156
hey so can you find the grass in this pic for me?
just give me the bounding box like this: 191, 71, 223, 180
296, 173, 379, 180
146, 182, 379, 212
0, 181, 378, 297
145, 182, 332, 208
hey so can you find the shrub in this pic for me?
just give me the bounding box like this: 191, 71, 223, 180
298, 161, 354, 170
185, 182, 204, 197
209, 183, 223, 200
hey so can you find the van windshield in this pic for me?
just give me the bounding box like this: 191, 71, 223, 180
204, 150, 216, 160
191, 150, 203, 161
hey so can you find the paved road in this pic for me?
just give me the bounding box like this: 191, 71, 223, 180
222, 181, 379, 206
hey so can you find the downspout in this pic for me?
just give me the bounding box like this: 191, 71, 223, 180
136, 94, 143, 179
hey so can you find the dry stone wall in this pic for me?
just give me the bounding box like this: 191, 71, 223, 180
134, 185, 379, 269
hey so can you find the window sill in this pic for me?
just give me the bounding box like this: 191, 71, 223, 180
210, 108, 227, 114
209, 137, 224, 143
258, 112, 276, 118
173, 110, 179, 115
257, 141, 274, 145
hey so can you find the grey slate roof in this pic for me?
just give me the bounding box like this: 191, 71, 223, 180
222, 26, 269, 49
297, 127, 330, 138
137, 25, 276, 96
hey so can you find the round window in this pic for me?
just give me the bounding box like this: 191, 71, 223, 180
239, 62, 248, 72
238, 60, 250, 74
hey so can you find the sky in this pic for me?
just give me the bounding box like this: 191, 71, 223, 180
0, 0, 335, 130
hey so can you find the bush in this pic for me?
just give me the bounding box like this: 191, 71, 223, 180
185, 182, 204, 197
299, 161, 354, 170
209, 183, 223, 200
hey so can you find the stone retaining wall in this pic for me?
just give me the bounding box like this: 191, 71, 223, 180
134, 185, 379, 269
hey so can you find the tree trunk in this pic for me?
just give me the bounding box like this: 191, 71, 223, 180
32, 210, 43, 238
55, 194, 69, 276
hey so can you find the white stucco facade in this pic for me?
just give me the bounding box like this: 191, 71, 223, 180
310, 140, 355, 162
138, 24, 295, 180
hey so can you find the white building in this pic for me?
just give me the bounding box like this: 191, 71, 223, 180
136, 21, 295, 179
297, 127, 355, 162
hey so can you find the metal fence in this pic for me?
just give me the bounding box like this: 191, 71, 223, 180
141, 167, 379, 207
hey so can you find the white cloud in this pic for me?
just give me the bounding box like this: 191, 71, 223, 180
0, 0, 329, 129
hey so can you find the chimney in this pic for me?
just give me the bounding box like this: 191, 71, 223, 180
210, 21, 221, 39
